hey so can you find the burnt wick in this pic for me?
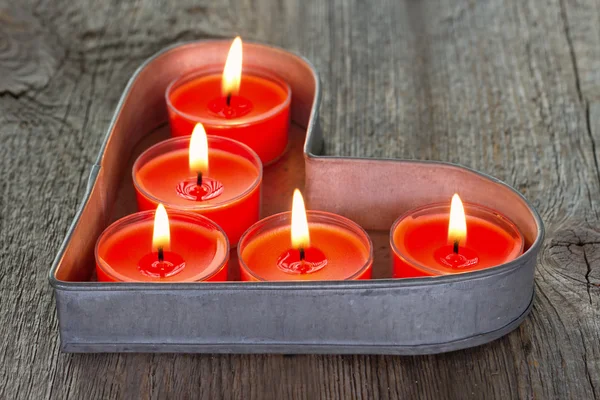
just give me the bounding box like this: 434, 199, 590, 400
158, 246, 164, 262
299, 247, 305, 262
453, 240, 459, 255
226, 92, 232, 107
196, 172, 203, 186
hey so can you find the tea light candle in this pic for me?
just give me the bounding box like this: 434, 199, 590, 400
166, 37, 291, 165
95, 205, 229, 282
391, 194, 524, 278
133, 124, 262, 245
238, 189, 373, 281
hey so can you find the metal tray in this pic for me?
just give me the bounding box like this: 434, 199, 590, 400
49, 40, 544, 354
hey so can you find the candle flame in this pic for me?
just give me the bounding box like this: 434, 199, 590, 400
291, 189, 310, 249
222, 36, 242, 97
448, 194, 467, 245
189, 123, 209, 176
153, 203, 171, 252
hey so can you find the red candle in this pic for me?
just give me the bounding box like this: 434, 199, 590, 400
95, 205, 229, 282
133, 124, 262, 245
391, 194, 524, 278
238, 190, 373, 281
166, 37, 291, 165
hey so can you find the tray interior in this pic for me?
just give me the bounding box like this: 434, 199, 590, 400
51, 41, 539, 284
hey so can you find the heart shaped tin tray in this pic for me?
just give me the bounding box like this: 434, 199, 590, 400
49, 40, 544, 354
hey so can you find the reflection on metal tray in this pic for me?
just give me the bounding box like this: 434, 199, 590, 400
49, 40, 544, 355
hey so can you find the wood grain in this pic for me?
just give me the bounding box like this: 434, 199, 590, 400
1, 0, 599, 398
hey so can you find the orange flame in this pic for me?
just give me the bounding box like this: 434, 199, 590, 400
222, 36, 242, 97
291, 189, 310, 249
448, 194, 467, 245
189, 123, 209, 176
152, 204, 171, 252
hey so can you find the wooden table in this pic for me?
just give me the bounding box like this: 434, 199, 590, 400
1, 0, 599, 398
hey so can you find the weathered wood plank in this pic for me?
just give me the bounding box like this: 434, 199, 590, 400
1, 0, 599, 398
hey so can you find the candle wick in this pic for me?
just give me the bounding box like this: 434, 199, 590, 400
453, 240, 459, 254
196, 172, 203, 187
158, 246, 164, 262
299, 247, 305, 262
226, 92, 232, 107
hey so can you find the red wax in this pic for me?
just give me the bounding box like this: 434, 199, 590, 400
391, 203, 524, 278
166, 69, 291, 165
133, 136, 262, 246
238, 212, 373, 281
95, 211, 229, 282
